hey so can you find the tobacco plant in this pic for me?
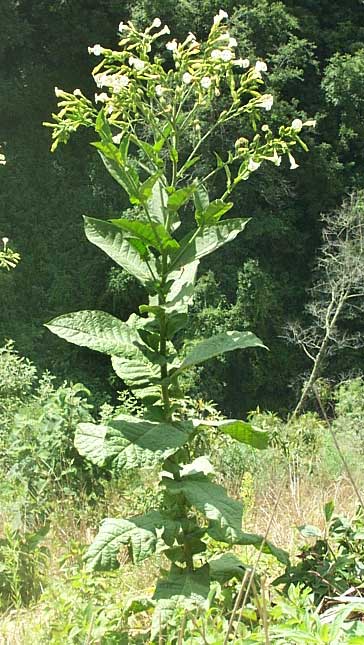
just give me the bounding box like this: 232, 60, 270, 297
44, 11, 313, 635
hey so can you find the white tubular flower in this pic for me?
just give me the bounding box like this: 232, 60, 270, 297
266, 149, 282, 166
186, 31, 197, 45
118, 21, 126, 32
255, 60, 267, 73
213, 9, 228, 24
166, 39, 178, 51
88, 44, 102, 56
291, 118, 303, 132
95, 92, 109, 103
151, 17, 162, 28
129, 56, 145, 71
228, 37, 237, 47
112, 132, 123, 144
182, 72, 193, 84
110, 75, 129, 91
248, 159, 261, 172
155, 84, 164, 96
289, 153, 299, 170
200, 76, 212, 89
158, 25, 170, 36
221, 49, 233, 62
54, 86, 62, 97
211, 49, 222, 60
303, 119, 317, 127
258, 94, 274, 111
234, 58, 250, 68
2, 237, 9, 247
73, 89, 82, 97
0, 154, 5, 166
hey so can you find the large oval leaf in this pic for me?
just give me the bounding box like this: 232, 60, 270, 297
84, 216, 157, 284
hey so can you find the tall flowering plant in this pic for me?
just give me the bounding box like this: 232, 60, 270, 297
44, 11, 314, 636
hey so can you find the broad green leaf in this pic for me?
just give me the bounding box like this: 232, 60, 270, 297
75, 414, 192, 469
195, 418, 269, 450
45, 310, 137, 357
209, 553, 247, 584
167, 185, 195, 212
147, 177, 168, 226
152, 564, 210, 638
169, 330, 265, 378
84, 216, 157, 284
207, 525, 290, 565
146, 260, 199, 316
92, 141, 140, 201
324, 500, 335, 522
84, 512, 180, 570
298, 524, 322, 539
193, 184, 209, 214
111, 354, 161, 400
168, 218, 250, 272
163, 474, 243, 542
110, 218, 179, 252
138, 172, 162, 203
195, 199, 233, 227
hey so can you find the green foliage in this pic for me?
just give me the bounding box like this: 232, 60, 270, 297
43, 11, 314, 632
0, 524, 49, 611
275, 503, 364, 604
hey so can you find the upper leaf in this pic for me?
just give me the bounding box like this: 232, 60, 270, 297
194, 418, 269, 450
84, 216, 157, 284
195, 199, 234, 227
45, 310, 138, 357
110, 218, 179, 252
75, 414, 192, 469
168, 218, 250, 272
168, 330, 266, 379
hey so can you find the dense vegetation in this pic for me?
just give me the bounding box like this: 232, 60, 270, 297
2, 0, 364, 415
1, 1, 364, 643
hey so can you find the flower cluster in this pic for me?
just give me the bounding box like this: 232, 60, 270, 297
44, 10, 315, 184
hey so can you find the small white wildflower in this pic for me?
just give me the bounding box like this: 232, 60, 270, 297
54, 86, 62, 97
258, 94, 274, 111
182, 72, 193, 84
94, 92, 109, 103
211, 49, 222, 60
228, 37, 237, 47
73, 89, 82, 97
166, 39, 178, 51
200, 76, 212, 89
213, 9, 228, 24
289, 153, 299, 170
261, 124, 270, 132
291, 118, 303, 132
248, 159, 261, 172
255, 60, 267, 73
155, 84, 164, 96
106, 105, 114, 115
0, 154, 5, 166
118, 21, 126, 32
129, 56, 145, 71
151, 17, 162, 28
2, 237, 9, 247
112, 132, 123, 144
88, 44, 102, 56
186, 31, 197, 45
221, 48, 233, 62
